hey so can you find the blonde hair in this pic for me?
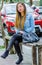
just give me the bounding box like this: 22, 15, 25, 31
15, 2, 26, 29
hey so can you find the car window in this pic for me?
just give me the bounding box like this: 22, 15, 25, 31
37, 6, 42, 14
5, 5, 16, 15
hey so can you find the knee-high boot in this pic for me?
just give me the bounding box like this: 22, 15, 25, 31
14, 40, 23, 64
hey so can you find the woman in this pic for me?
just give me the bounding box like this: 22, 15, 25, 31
1, 2, 35, 64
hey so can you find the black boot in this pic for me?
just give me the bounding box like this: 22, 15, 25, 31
16, 54, 23, 64
1, 50, 9, 59
14, 40, 23, 64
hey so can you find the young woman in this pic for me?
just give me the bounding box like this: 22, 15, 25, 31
1, 2, 35, 64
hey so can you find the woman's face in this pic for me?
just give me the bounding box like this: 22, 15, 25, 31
17, 3, 24, 13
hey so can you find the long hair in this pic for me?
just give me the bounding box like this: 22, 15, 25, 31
15, 2, 26, 29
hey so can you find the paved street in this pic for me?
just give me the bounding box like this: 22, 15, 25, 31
0, 46, 32, 65
0, 47, 32, 65
0, 38, 4, 46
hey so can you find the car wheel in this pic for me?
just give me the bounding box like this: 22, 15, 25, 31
35, 27, 40, 36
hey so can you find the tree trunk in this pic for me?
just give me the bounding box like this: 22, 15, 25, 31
40, 0, 42, 6
0, 0, 4, 28
10, 0, 13, 3
30, 0, 33, 6
0, 0, 5, 41
6, 0, 8, 2
0, 0, 4, 10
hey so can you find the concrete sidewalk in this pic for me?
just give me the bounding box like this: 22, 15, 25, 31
0, 46, 32, 65
0, 38, 4, 46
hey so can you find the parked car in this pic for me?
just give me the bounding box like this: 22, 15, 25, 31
0, 3, 40, 36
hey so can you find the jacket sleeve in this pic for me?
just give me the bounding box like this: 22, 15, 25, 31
24, 14, 35, 33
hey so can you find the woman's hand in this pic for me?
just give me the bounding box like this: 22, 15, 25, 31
19, 31, 24, 34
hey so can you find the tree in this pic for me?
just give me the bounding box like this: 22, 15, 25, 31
10, 0, 14, 3
0, 0, 4, 9
30, 0, 33, 6
0, 0, 5, 42
6, 0, 8, 2
40, 0, 42, 6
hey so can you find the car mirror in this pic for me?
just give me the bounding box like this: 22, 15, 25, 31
1, 14, 6, 17
0, 12, 6, 17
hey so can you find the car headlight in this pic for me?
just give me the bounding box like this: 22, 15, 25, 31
10, 27, 15, 31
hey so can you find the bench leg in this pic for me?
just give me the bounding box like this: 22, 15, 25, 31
32, 46, 37, 65
5, 39, 8, 49
5, 39, 16, 54
38, 46, 42, 65
9, 46, 16, 54
19, 43, 22, 53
